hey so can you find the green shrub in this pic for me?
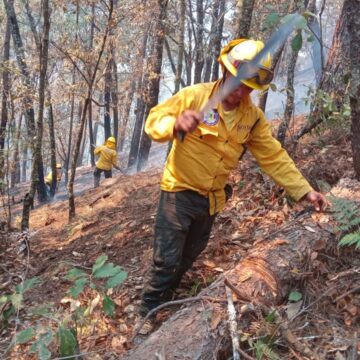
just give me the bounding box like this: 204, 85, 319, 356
329, 196, 360, 248
3, 255, 127, 359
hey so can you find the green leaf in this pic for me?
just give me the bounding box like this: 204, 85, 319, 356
58, 327, 77, 357
30, 331, 53, 360
65, 268, 87, 281
38, 343, 51, 360
263, 12, 280, 30
39, 330, 54, 346
291, 31, 303, 52
93, 263, 122, 278
68, 278, 87, 298
30, 303, 54, 317
92, 255, 108, 274
0, 295, 8, 304
2, 305, 15, 321
103, 295, 115, 317
15, 327, 36, 344
255, 338, 280, 360
105, 270, 128, 289
16, 277, 41, 294
339, 232, 360, 247
265, 310, 276, 323
307, 34, 315, 42
269, 83, 277, 92
289, 291, 302, 302
10, 293, 23, 310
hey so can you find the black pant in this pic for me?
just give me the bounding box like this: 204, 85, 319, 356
93, 167, 112, 187
140, 190, 216, 315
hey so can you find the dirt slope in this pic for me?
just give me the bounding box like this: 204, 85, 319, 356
1, 134, 359, 359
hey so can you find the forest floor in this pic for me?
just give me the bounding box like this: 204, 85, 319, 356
1, 120, 360, 359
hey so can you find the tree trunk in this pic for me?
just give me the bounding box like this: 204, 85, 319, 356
235, 0, 255, 38
69, 99, 89, 219
11, 115, 23, 188
47, 102, 57, 197
307, 0, 323, 86
185, 17, 193, 86
347, 0, 360, 179
104, 59, 112, 140
277, 0, 307, 146
76, 102, 85, 167
122, 220, 333, 359
137, 0, 168, 171
21, 137, 27, 182
4, 0, 36, 137
111, 56, 119, 147
88, 2, 96, 167
65, 85, 75, 186
0, 18, 11, 180
211, 0, 225, 81
127, 30, 150, 168
174, 0, 186, 92
88, 102, 95, 167
277, 30, 301, 146
119, 80, 135, 151
21, 0, 50, 229
203, 0, 219, 83
193, 0, 204, 84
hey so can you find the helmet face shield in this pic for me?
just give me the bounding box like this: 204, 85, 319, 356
232, 60, 273, 86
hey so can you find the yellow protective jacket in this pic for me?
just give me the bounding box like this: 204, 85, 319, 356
145, 81, 313, 215
45, 170, 62, 185
94, 142, 118, 171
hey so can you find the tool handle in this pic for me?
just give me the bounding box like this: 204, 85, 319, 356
177, 130, 186, 142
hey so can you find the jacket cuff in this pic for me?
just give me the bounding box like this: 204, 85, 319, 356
290, 184, 313, 202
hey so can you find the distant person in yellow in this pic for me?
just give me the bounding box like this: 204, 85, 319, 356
45, 163, 62, 194
93, 136, 121, 187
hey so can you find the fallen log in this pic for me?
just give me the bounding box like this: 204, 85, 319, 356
121, 211, 334, 360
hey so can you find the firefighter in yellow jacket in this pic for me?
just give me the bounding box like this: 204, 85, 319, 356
137, 39, 328, 331
45, 163, 62, 193
93, 136, 121, 187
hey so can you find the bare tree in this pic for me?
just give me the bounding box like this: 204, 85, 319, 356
23, 0, 58, 197
346, 0, 360, 179
21, 0, 51, 229
137, 0, 169, 171
235, 0, 255, 38
88, 2, 96, 167
104, 59, 113, 140
193, 0, 204, 84
174, 0, 186, 92
127, 29, 150, 168
203, 0, 220, 83
68, 0, 114, 220
0, 19, 11, 179
4, 0, 48, 202
211, 0, 225, 81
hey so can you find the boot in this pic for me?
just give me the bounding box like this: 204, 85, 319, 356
94, 174, 100, 188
